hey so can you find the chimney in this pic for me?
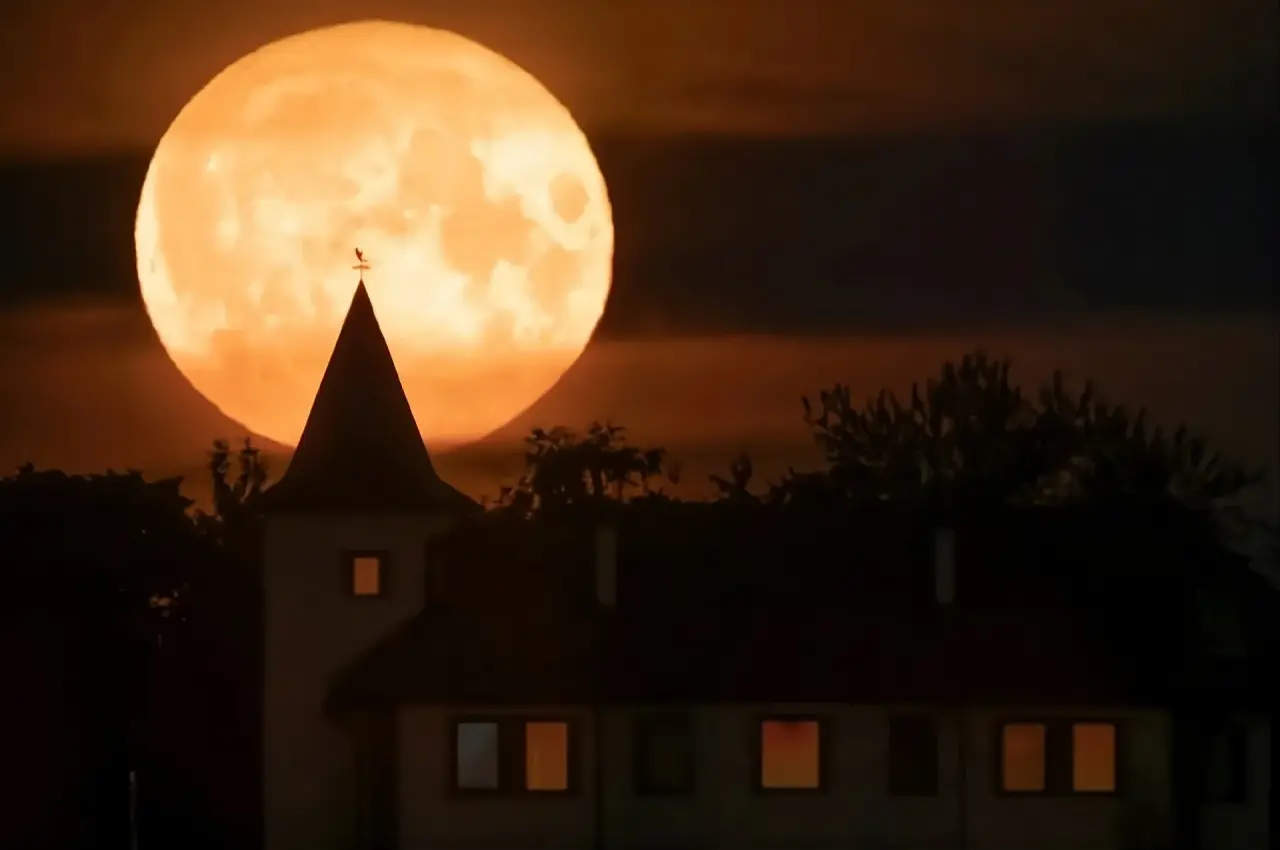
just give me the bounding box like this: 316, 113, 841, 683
934, 526, 956, 604
595, 525, 617, 608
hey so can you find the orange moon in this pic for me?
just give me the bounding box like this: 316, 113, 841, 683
136, 20, 613, 447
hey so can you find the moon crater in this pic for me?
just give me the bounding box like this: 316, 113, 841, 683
137, 21, 613, 446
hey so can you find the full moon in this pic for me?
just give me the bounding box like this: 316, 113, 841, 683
136, 20, 613, 447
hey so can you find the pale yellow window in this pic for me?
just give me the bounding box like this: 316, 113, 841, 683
351, 555, 382, 596
760, 719, 822, 789
1072, 723, 1117, 792
1002, 723, 1047, 792
525, 721, 569, 791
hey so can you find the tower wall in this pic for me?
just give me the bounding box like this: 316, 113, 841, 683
261, 512, 453, 850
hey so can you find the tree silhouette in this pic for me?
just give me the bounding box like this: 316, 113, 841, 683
710, 453, 756, 502
789, 350, 1264, 519
0, 465, 220, 849
148, 438, 273, 850
494, 422, 672, 517
1036, 369, 1264, 508
199, 437, 269, 551
797, 352, 1064, 507
1, 464, 204, 632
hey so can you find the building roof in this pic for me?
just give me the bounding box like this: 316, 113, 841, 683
259, 283, 479, 516
326, 504, 1275, 714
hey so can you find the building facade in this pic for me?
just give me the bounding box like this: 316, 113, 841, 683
260, 284, 1273, 850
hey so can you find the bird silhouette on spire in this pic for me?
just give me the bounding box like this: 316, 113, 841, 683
352, 247, 370, 282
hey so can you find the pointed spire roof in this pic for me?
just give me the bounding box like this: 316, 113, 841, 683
260, 283, 479, 515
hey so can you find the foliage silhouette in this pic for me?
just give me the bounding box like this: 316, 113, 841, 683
455, 350, 1271, 563
207, 437, 269, 526
0, 465, 222, 849
709, 453, 755, 502
788, 350, 1264, 520
199, 437, 269, 568
491, 421, 675, 518
0, 464, 204, 628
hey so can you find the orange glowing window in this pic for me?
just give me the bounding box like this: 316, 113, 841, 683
350, 554, 384, 597
760, 719, 822, 790
1072, 723, 1117, 792
1001, 723, 1047, 792
524, 721, 570, 792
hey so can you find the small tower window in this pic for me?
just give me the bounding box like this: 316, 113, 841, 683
345, 552, 389, 597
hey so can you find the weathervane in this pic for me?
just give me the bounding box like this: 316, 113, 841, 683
352, 247, 370, 282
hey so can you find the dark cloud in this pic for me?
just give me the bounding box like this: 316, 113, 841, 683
0, 0, 1275, 153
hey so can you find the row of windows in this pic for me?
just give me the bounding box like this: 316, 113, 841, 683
448, 715, 1138, 798
347, 551, 1249, 801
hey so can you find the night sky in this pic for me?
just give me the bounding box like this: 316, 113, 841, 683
0, 0, 1276, 508
2, 0, 1276, 149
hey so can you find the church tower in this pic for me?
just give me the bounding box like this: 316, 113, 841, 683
258, 282, 478, 850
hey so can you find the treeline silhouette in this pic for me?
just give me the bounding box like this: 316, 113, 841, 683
491, 352, 1264, 526
0, 350, 1272, 850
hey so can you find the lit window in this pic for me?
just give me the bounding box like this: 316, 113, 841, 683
1072, 723, 1117, 792
1001, 723, 1046, 792
634, 713, 694, 795
525, 722, 570, 792
452, 717, 575, 794
350, 554, 384, 597
760, 719, 822, 790
888, 714, 938, 796
455, 721, 500, 790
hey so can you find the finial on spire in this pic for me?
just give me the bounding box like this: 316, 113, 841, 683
352, 247, 370, 282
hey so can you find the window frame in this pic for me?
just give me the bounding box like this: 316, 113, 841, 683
522, 716, 579, 795
449, 716, 509, 796
994, 717, 1123, 798
342, 550, 391, 599
887, 713, 940, 797
753, 714, 830, 795
447, 715, 580, 797
632, 711, 696, 797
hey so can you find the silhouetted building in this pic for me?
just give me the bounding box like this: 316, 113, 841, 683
259, 284, 1273, 850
